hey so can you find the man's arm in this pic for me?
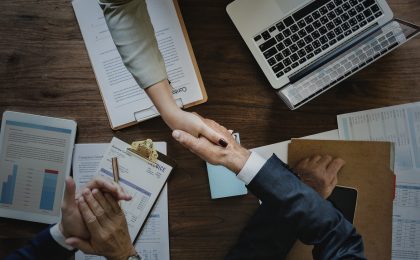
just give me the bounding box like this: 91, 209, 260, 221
247, 154, 365, 259
172, 117, 365, 260
5, 226, 74, 260
6, 177, 132, 259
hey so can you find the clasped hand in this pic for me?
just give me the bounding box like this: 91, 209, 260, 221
59, 177, 135, 260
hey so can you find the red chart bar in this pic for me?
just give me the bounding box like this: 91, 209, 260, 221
44, 169, 59, 175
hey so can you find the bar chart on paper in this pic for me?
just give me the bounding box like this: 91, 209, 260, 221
0, 165, 18, 204
0, 163, 60, 214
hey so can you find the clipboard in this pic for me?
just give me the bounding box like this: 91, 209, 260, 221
96, 137, 177, 243
72, 0, 207, 130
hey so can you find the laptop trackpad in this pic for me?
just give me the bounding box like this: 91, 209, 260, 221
275, 0, 308, 15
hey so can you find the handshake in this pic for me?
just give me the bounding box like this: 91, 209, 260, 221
58, 114, 345, 259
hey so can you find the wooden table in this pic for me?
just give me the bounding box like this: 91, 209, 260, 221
1, 0, 419, 259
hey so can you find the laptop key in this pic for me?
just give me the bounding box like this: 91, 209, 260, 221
283, 16, 294, 27
275, 33, 284, 41
262, 31, 271, 40
298, 20, 306, 28
276, 22, 285, 31
254, 35, 262, 42
259, 38, 276, 52
283, 57, 292, 66
307, 53, 314, 59
352, 25, 360, 32
268, 57, 276, 66
284, 67, 292, 73
283, 28, 292, 37
291, 53, 299, 62
320, 6, 328, 15
263, 47, 277, 59
269, 26, 276, 32
312, 11, 321, 20
275, 53, 284, 61
320, 35, 328, 44
284, 38, 293, 46
272, 63, 285, 73
375, 11, 383, 17
276, 71, 285, 78
282, 49, 292, 57
291, 24, 299, 33
363, 0, 375, 8
367, 16, 374, 22
298, 49, 306, 57
299, 57, 307, 64
291, 34, 299, 42
371, 4, 380, 13
326, 22, 335, 30
290, 44, 298, 52
314, 48, 322, 55
322, 44, 329, 50
276, 42, 285, 51
291, 62, 299, 68
297, 39, 306, 48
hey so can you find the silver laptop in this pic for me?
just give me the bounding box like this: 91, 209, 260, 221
227, 0, 419, 109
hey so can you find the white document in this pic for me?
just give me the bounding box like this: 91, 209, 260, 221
0, 111, 77, 224
251, 130, 339, 162
337, 102, 420, 259
73, 142, 170, 260
72, 144, 108, 193
72, 0, 204, 129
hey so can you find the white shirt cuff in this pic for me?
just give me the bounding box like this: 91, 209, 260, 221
237, 152, 267, 185
50, 223, 74, 251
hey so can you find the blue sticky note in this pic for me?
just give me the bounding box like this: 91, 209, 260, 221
206, 133, 247, 199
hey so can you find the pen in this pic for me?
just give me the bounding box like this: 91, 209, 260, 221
112, 157, 120, 183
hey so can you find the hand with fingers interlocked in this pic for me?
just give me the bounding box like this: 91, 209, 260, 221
292, 155, 346, 199
65, 188, 136, 260
59, 176, 132, 240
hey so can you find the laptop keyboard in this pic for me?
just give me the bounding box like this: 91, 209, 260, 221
254, 0, 383, 78
278, 21, 406, 109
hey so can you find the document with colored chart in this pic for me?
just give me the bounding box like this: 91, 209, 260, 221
337, 102, 420, 259
0, 111, 76, 224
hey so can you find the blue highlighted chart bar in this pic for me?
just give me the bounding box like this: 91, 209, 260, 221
0, 165, 18, 204
39, 169, 59, 211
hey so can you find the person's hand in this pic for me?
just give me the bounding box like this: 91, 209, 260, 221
172, 116, 251, 173
292, 155, 345, 198
59, 177, 132, 239
145, 80, 227, 146
167, 110, 229, 146
65, 189, 136, 260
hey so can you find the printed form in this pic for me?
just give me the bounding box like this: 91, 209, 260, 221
73, 141, 170, 260
337, 102, 420, 259
72, 0, 204, 129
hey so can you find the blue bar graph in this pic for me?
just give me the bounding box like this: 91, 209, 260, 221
0, 165, 17, 204
39, 170, 58, 211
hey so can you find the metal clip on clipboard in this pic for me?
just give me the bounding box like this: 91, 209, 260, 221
127, 139, 159, 164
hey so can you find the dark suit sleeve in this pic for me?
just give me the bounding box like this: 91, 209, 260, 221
227, 154, 365, 260
6, 226, 74, 260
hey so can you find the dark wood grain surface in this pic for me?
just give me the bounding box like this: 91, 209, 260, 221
1, 0, 420, 259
